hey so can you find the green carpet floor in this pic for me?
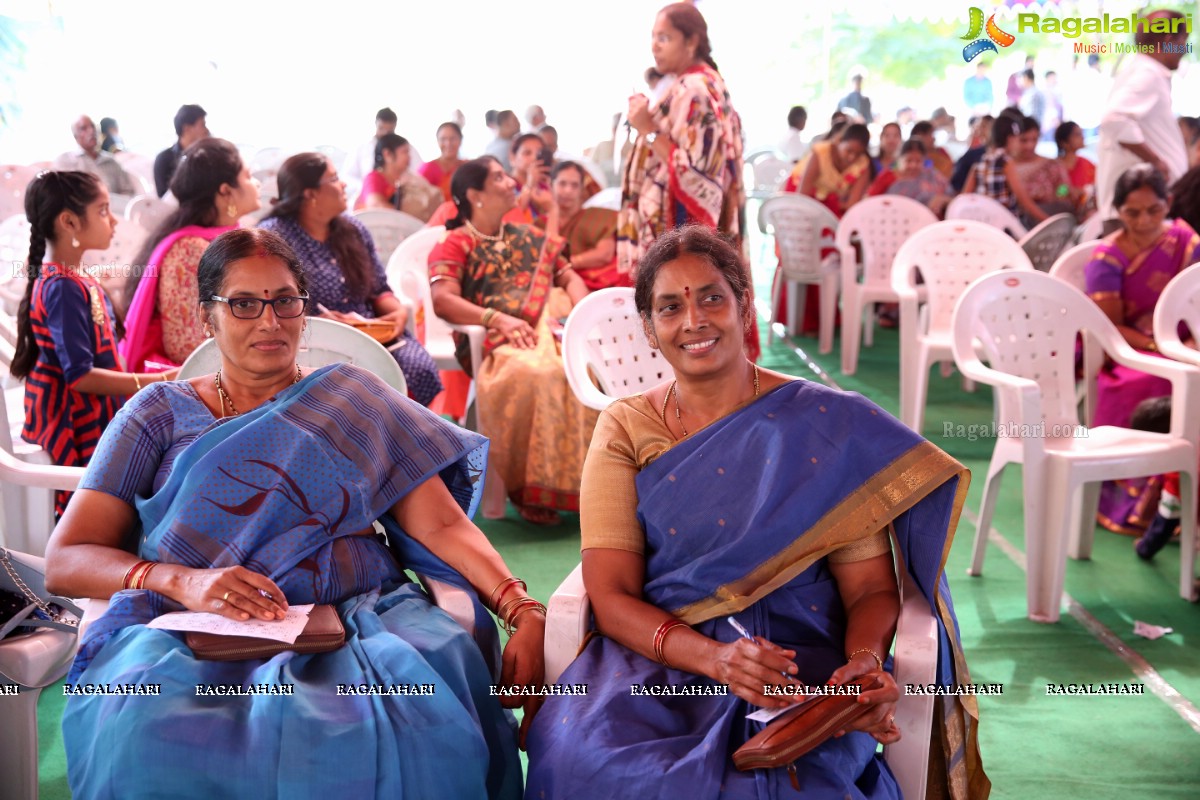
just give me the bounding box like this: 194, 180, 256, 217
34, 259, 1200, 797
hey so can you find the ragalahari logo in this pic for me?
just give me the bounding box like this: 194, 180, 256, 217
961, 7, 1016, 62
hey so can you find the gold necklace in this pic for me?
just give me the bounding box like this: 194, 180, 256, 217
662, 362, 760, 438
464, 219, 503, 242
214, 365, 303, 418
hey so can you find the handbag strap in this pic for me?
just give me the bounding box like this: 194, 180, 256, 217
0, 548, 79, 629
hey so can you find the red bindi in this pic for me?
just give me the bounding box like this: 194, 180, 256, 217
684, 287, 690, 298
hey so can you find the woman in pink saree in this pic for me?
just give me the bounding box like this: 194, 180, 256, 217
122, 138, 260, 372
1086, 165, 1200, 533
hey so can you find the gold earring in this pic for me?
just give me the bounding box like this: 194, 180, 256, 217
226, 203, 237, 219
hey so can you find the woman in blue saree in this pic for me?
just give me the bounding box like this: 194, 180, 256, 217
45, 229, 544, 799
525, 226, 988, 799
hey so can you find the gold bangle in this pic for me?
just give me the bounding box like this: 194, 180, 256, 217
132, 373, 142, 392
848, 647, 884, 671
480, 307, 498, 328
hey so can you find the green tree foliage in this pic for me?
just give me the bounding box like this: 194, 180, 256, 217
0, 16, 31, 129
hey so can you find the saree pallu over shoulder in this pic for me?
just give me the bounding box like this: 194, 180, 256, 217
64, 363, 519, 799
637, 381, 985, 799
428, 223, 566, 374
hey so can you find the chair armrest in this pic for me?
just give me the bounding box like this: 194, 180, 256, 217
420, 574, 478, 639
884, 571, 937, 800
0, 449, 84, 491
954, 354, 1045, 427
447, 323, 486, 379
1107, 343, 1200, 442
544, 563, 589, 684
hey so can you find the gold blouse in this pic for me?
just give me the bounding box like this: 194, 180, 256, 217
580, 392, 890, 562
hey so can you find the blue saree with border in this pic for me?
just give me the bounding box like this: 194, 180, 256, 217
63, 364, 520, 799
525, 381, 987, 800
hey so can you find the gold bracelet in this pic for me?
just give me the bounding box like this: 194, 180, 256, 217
480, 307, 498, 328
132, 373, 142, 392
848, 647, 884, 671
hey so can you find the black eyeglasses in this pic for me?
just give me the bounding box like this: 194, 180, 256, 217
210, 294, 310, 319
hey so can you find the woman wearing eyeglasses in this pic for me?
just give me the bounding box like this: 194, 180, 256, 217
122, 137, 261, 372
259, 152, 443, 406
46, 228, 543, 799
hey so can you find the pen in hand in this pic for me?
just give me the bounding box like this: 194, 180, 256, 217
727, 616, 794, 680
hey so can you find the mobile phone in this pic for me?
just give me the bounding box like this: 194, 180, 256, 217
540, 147, 554, 168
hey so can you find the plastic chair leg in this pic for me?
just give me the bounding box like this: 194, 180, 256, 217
841, 299, 862, 375
786, 279, 803, 340
1067, 482, 1100, 560
905, 347, 933, 434
0, 684, 42, 800
969, 457, 1008, 576
1026, 465, 1069, 623
1177, 469, 1198, 602
818, 273, 838, 355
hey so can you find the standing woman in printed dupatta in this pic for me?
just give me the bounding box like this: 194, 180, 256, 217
526, 225, 988, 799
617, 4, 752, 353
1085, 164, 1200, 535
428, 157, 598, 526
46, 228, 543, 800
121, 137, 260, 372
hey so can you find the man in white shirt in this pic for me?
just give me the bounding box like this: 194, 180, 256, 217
54, 115, 136, 196
1097, 9, 1191, 223
777, 106, 808, 162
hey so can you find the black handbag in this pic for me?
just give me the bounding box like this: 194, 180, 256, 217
0, 547, 82, 639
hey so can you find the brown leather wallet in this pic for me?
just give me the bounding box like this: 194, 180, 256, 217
732, 673, 880, 773
186, 604, 345, 661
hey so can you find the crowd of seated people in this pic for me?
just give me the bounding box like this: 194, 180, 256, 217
16, 6, 1200, 792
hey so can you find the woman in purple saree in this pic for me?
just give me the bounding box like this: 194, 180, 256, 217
525, 227, 987, 799
1085, 165, 1200, 534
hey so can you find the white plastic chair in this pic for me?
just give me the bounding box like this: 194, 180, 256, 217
1018, 213, 1078, 272
953, 270, 1200, 620
0, 349, 56, 556
124, 193, 176, 231
582, 186, 620, 211
836, 196, 937, 375
353, 207, 425, 265
0, 214, 32, 277
893, 220, 1034, 433
0, 451, 83, 800
248, 147, 286, 176
743, 150, 791, 199
945, 193, 1028, 239
1152, 262, 1200, 600
1049, 241, 1105, 426
542, 558, 937, 800
759, 195, 839, 352
561, 288, 673, 411
0, 165, 38, 223
87, 218, 147, 314
1074, 212, 1105, 244
178, 317, 406, 397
